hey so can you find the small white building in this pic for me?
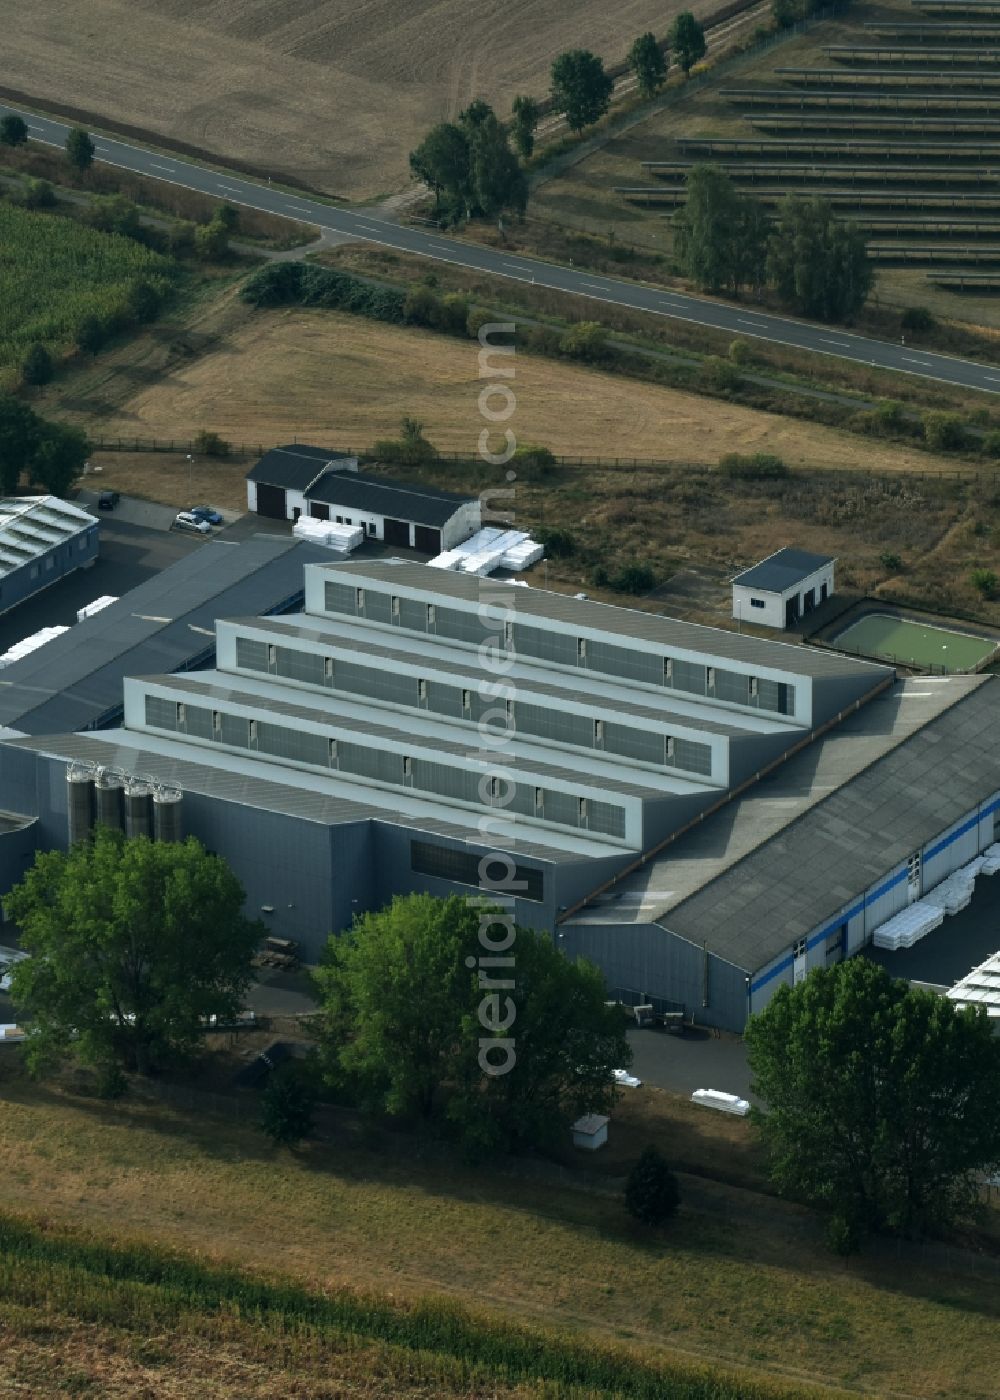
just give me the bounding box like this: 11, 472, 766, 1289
731, 548, 835, 630
246, 443, 480, 556
571, 1113, 609, 1150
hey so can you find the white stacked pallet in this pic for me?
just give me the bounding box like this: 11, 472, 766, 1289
980, 843, 1000, 876
428, 548, 466, 570
293, 517, 363, 553
76, 595, 118, 622
946, 950, 1000, 1020
0, 626, 70, 669
872, 901, 945, 951
692, 1089, 750, 1117
427, 526, 546, 578
501, 540, 545, 570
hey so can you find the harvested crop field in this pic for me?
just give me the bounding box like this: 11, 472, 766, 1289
0, 0, 715, 201
74, 300, 968, 475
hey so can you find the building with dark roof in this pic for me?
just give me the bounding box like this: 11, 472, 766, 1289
0, 554, 997, 1032
0, 496, 99, 617
732, 547, 835, 629
245, 444, 480, 553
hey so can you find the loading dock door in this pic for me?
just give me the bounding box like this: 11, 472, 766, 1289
254, 483, 287, 519
384, 518, 411, 547
310, 502, 329, 521
414, 525, 441, 554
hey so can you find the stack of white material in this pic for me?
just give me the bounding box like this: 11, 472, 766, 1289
873, 902, 945, 951
76, 595, 118, 622
427, 526, 545, 576
692, 1089, 750, 1117
947, 950, 1000, 1019
293, 517, 363, 553
0, 626, 70, 669
979, 843, 1000, 876
923, 862, 980, 916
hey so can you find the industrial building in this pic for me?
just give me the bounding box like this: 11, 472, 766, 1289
0, 496, 99, 617
732, 547, 835, 629
0, 554, 997, 1032
246, 443, 480, 553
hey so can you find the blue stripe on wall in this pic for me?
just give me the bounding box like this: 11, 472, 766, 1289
750, 795, 1000, 995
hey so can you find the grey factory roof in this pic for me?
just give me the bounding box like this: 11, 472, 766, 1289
141, 670, 694, 801
8, 729, 611, 863
304, 473, 473, 526
246, 444, 356, 491
0, 537, 330, 735
731, 547, 834, 594
566, 676, 1000, 972
0, 495, 97, 579
229, 614, 788, 739
325, 559, 887, 682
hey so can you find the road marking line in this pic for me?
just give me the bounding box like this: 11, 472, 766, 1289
217, 184, 242, 193
902, 356, 933, 366
821, 338, 851, 347
581, 280, 606, 289
149, 162, 175, 172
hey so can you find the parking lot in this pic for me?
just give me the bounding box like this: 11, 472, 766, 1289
0, 510, 206, 657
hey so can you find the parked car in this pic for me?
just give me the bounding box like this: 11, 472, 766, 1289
97, 491, 120, 511
189, 505, 223, 525
173, 511, 212, 535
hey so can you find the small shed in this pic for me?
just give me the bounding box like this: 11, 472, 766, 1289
304, 473, 480, 554
731, 547, 835, 630
571, 1113, 609, 1150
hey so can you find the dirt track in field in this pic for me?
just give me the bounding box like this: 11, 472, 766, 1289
0, 0, 716, 200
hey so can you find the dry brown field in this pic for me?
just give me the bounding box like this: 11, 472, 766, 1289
72, 297, 967, 474
0, 0, 715, 201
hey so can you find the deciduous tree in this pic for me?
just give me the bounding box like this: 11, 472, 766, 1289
313, 894, 629, 1155
261, 1065, 317, 1146
65, 127, 95, 172
0, 393, 40, 493
625, 1146, 681, 1224
673, 165, 768, 294
628, 32, 668, 99
550, 50, 614, 133
669, 13, 707, 75
766, 195, 872, 321
511, 94, 540, 159
20, 343, 54, 388
7, 830, 262, 1080
745, 958, 1000, 1249
29, 420, 89, 496
0, 114, 28, 147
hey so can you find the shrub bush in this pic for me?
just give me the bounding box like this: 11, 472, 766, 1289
923, 411, 969, 452
20, 178, 55, 210
879, 551, 902, 572
728, 337, 754, 367
901, 306, 935, 332
374, 416, 438, 467
21, 343, 54, 387
194, 430, 231, 458
981, 430, 1000, 458
536, 526, 575, 557
625, 1146, 681, 1226
970, 567, 998, 598
558, 321, 608, 363
700, 355, 741, 392
612, 562, 655, 594
513, 443, 556, 478
718, 452, 788, 480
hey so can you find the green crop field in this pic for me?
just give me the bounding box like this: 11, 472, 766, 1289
0, 204, 175, 384
834, 611, 998, 671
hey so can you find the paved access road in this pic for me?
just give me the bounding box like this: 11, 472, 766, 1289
9, 101, 1000, 396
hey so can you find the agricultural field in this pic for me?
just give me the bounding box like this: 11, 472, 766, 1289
0, 0, 716, 202
55, 295, 1000, 625
0, 1050, 998, 1400
530, 0, 1000, 326
0, 203, 175, 386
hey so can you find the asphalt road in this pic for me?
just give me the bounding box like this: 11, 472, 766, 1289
7, 102, 1000, 395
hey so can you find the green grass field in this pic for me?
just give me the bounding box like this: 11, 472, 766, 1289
0, 203, 175, 383
834, 612, 997, 672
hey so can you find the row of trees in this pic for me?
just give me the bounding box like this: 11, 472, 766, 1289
674, 165, 872, 321
411, 17, 708, 220
1, 114, 99, 174
7, 831, 1000, 1247
6, 836, 630, 1157
0, 394, 89, 495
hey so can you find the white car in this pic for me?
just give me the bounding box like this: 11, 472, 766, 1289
174, 511, 212, 535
